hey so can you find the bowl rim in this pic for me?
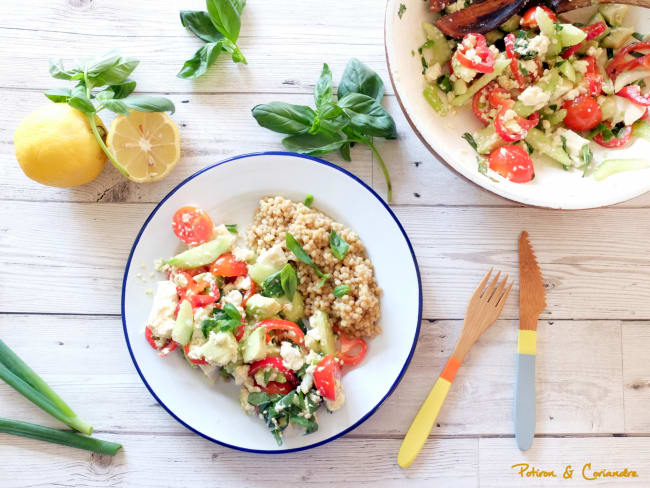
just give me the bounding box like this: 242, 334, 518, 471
383, 0, 650, 210
120, 151, 423, 454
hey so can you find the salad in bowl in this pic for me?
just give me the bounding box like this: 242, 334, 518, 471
415, 3, 650, 184
144, 196, 381, 445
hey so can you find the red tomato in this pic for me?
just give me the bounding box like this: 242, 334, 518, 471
456, 33, 495, 73
472, 82, 497, 125
520, 6, 557, 29
176, 272, 220, 310
336, 332, 368, 366
210, 252, 248, 277
256, 319, 305, 346
183, 343, 209, 365
249, 357, 298, 388
488, 145, 535, 183
172, 206, 214, 245
617, 85, 650, 106
607, 42, 650, 80
313, 354, 341, 401
563, 95, 603, 131
260, 381, 293, 395
241, 277, 257, 308
594, 123, 633, 148
145, 327, 178, 356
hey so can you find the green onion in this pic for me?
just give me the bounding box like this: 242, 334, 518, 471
0, 418, 121, 455
0, 362, 92, 435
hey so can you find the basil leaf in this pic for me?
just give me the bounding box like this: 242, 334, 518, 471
314, 63, 334, 110
68, 85, 96, 114
462, 132, 478, 152
290, 414, 318, 434
177, 41, 224, 79
48, 58, 83, 81
318, 103, 343, 121
286, 232, 330, 282
282, 132, 348, 155
103, 99, 130, 115
252, 102, 316, 135
247, 392, 272, 406
223, 303, 241, 321
333, 284, 350, 298
303, 194, 314, 207
221, 38, 246, 63
95, 89, 114, 102
202, 303, 241, 337
109, 79, 137, 99
339, 142, 352, 161
329, 230, 349, 260
589, 122, 615, 142
338, 92, 397, 139
124, 96, 175, 114
206, 0, 243, 42
398, 3, 407, 19
226, 224, 238, 233
581, 144, 593, 177
83, 49, 122, 77
337, 58, 385, 102
180, 10, 224, 43
89, 58, 139, 86
280, 263, 298, 301
44, 88, 71, 103
261, 271, 284, 298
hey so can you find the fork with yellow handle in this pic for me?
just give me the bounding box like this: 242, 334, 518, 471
397, 269, 513, 468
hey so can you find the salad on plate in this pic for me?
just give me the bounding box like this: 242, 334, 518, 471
143, 196, 381, 444
418, 3, 650, 183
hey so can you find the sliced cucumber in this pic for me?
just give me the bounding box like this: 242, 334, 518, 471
422, 22, 452, 65
633, 120, 650, 142
453, 78, 468, 96
165, 234, 235, 269
613, 70, 650, 93
309, 310, 336, 355
499, 15, 521, 33
474, 125, 505, 155
559, 60, 576, 82
525, 128, 573, 168
599, 4, 628, 27
172, 299, 194, 346
485, 30, 505, 44
594, 159, 649, 181
601, 27, 634, 49
423, 85, 450, 115
537, 8, 561, 57
241, 326, 268, 363
558, 24, 587, 48
451, 58, 509, 107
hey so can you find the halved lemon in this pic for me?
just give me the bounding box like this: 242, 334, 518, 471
107, 111, 180, 182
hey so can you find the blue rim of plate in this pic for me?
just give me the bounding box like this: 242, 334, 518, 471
121, 151, 423, 454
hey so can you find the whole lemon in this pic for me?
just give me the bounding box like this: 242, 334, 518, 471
14, 103, 107, 187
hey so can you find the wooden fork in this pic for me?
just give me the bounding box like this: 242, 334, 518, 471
397, 269, 513, 468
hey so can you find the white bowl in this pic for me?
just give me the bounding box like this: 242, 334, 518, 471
385, 0, 650, 209
121, 152, 422, 453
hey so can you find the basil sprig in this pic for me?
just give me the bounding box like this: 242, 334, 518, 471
178, 0, 247, 79
333, 285, 350, 298
201, 303, 242, 338
252, 59, 397, 201
45, 49, 175, 177
286, 233, 330, 286
261, 263, 298, 300
329, 230, 349, 260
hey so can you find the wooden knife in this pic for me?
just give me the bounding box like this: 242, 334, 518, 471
515, 231, 546, 451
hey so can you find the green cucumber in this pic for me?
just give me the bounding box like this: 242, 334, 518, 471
633, 120, 650, 142
601, 27, 634, 49
614, 70, 650, 93
525, 128, 573, 168
241, 326, 268, 363
165, 234, 235, 268
172, 300, 193, 346
558, 24, 587, 48
594, 159, 649, 181
485, 30, 505, 44
453, 78, 468, 96
599, 4, 628, 27
499, 15, 521, 33
451, 58, 509, 107
537, 8, 561, 57
422, 22, 452, 65
587, 12, 609, 40
423, 85, 450, 115
559, 60, 576, 82
474, 125, 505, 155
309, 310, 336, 355
542, 109, 567, 126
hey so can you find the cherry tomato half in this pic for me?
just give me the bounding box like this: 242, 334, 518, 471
488, 145, 535, 183
520, 5, 557, 29
562, 95, 602, 132
337, 331, 368, 366
210, 252, 248, 277
172, 206, 214, 246
145, 327, 178, 356
593, 123, 633, 148
312, 354, 341, 401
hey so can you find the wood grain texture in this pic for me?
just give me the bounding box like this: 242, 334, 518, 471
622, 322, 650, 433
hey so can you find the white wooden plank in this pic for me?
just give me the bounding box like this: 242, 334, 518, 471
0, 315, 628, 436
0, 90, 372, 202
2, 202, 649, 319
0, 434, 478, 488
479, 437, 650, 487
622, 322, 650, 433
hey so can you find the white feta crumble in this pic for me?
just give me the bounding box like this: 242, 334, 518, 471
233, 246, 255, 263
424, 63, 442, 85
518, 85, 550, 111
554, 128, 590, 167
304, 327, 321, 351
297, 373, 314, 394
325, 380, 345, 412
146, 281, 178, 339
223, 290, 243, 308
234, 275, 251, 291
232, 365, 250, 386
573, 60, 589, 75
528, 34, 550, 59
171, 272, 188, 288
280, 341, 305, 371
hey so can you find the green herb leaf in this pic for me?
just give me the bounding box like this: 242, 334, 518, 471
180, 10, 225, 43
437, 74, 453, 93
286, 232, 330, 282
303, 194, 314, 207
103, 79, 137, 100
560, 135, 568, 155
68, 85, 96, 114
581, 144, 593, 177
337, 58, 385, 102
102, 99, 130, 115
247, 392, 272, 406
252, 102, 316, 135
282, 132, 348, 155
177, 41, 225, 79
202, 303, 242, 337
289, 414, 318, 434
314, 63, 334, 110
462, 132, 478, 152
398, 3, 406, 19
89, 57, 139, 87
333, 285, 350, 298
44, 88, 71, 103
338, 92, 397, 139
206, 0, 244, 42
261, 270, 284, 298
339, 142, 352, 161
48, 59, 83, 81
477, 156, 488, 175
123, 96, 175, 114
632, 32, 644, 41
524, 140, 534, 155
589, 122, 615, 142
226, 224, 238, 233
329, 230, 349, 260
280, 263, 298, 301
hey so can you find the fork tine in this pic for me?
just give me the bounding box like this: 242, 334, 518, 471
471, 268, 493, 301
483, 270, 501, 300
495, 280, 514, 313
489, 274, 508, 303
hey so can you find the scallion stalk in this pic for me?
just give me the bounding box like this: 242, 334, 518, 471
0, 362, 93, 435
0, 418, 121, 456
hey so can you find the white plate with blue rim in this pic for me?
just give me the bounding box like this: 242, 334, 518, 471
121, 152, 422, 452
385, 0, 650, 209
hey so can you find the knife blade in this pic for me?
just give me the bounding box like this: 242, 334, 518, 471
515, 231, 546, 451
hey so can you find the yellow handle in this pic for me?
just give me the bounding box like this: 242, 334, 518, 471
397, 377, 452, 468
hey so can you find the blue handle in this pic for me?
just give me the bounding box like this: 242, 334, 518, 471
514, 353, 536, 451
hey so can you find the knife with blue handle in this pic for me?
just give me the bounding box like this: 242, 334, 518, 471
515, 231, 546, 451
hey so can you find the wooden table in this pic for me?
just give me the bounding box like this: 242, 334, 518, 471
1, 1, 649, 486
